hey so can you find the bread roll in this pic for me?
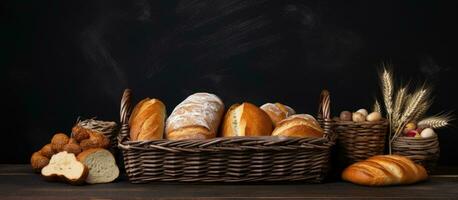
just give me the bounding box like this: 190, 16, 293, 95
221, 102, 273, 137
129, 98, 166, 141
77, 148, 119, 184
260, 103, 295, 126
271, 114, 323, 138
166, 93, 224, 140
41, 151, 88, 185
342, 155, 428, 186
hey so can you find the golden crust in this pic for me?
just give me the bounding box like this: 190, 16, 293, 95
272, 114, 323, 138
222, 102, 273, 137
167, 126, 213, 140
261, 103, 295, 126
342, 155, 428, 186
129, 98, 166, 141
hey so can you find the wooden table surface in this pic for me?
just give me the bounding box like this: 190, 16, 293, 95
1, 165, 457, 200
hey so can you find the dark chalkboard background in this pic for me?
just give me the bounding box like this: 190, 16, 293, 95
3, 0, 458, 165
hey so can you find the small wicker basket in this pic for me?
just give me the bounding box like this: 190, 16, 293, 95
392, 135, 439, 172
117, 89, 336, 183
334, 120, 388, 166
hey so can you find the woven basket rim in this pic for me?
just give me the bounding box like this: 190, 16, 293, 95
334, 119, 389, 125
118, 134, 335, 150
394, 134, 438, 141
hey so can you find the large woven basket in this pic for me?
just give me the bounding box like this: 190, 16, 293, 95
334, 120, 388, 166
117, 89, 336, 183
392, 135, 439, 172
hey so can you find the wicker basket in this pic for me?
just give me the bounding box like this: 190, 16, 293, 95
334, 120, 388, 166
117, 89, 336, 183
392, 135, 439, 172
72, 117, 119, 152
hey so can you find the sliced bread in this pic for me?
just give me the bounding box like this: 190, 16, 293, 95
77, 148, 119, 184
41, 151, 88, 185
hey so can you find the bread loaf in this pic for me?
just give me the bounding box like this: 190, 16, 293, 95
41, 151, 88, 185
271, 114, 323, 138
166, 93, 224, 140
77, 148, 119, 184
221, 102, 273, 137
129, 98, 166, 141
342, 155, 428, 186
260, 103, 295, 126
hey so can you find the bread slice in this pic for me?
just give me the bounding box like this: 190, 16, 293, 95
77, 148, 119, 184
41, 151, 88, 185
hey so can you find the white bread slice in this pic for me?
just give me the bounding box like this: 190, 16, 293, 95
77, 148, 119, 184
41, 151, 88, 185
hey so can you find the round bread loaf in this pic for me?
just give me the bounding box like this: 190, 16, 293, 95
272, 114, 324, 138
260, 103, 295, 126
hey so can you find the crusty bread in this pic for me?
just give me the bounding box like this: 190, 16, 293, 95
166, 93, 224, 140
129, 98, 166, 141
342, 155, 428, 186
41, 151, 88, 185
260, 103, 295, 126
221, 102, 273, 137
77, 148, 119, 184
271, 114, 323, 138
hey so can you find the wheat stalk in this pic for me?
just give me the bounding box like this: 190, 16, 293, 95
379, 66, 395, 153
418, 114, 453, 129
392, 86, 407, 129
391, 87, 430, 142
381, 67, 394, 116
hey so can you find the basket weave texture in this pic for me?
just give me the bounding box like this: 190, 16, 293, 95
392, 135, 439, 172
117, 89, 336, 183
334, 120, 388, 165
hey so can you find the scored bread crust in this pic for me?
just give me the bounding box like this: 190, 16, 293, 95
166, 93, 224, 140
260, 103, 296, 126
222, 102, 273, 137
271, 114, 324, 138
342, 155, 428, 186
129, 98, 166, 141
77, 148, 119, 184
41, 151, 89, 185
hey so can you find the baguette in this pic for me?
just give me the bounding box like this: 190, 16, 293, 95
129, 98, 166, 141
342, 155, 428, 186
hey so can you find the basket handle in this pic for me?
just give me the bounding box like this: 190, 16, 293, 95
118, 89, 133, 144
318, 90, 331, 120
317, 90, 335, 141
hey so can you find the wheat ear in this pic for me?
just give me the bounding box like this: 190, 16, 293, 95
373, 99, 382, 113
418, 114, 453, 129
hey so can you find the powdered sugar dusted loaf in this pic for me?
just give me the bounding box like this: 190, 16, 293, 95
166, 93, 224, 138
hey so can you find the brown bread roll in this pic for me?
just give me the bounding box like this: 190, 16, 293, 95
260, 103, 295, 126
129, 98, 166, 141
221, 102, 273, 137
166, 93, 224, 140
271, 114, 323, 138
342, 155, 428, 186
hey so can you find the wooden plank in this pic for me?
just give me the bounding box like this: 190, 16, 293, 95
1, 165, 457, 199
